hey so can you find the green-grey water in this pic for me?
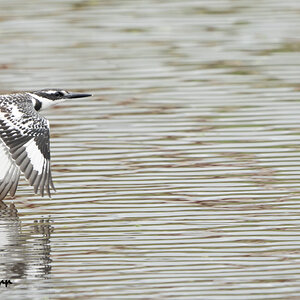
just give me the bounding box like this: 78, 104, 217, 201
0, 0, 300, 299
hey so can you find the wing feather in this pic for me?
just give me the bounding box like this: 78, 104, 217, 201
0, 100, 55, 199
0, 139, 20, 200
9, 167, 20, 197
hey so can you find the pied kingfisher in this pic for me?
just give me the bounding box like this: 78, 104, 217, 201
0, 89, 91, 201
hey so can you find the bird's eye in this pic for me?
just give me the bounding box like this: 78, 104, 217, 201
55, 91, 64, 97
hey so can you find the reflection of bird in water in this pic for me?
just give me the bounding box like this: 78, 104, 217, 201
0, 89, 91, 201
0, 203, 53, 283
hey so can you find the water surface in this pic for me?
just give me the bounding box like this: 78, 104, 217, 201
0, 0, 300, 299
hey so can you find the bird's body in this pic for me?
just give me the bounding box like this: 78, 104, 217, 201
0, 89, 91, 201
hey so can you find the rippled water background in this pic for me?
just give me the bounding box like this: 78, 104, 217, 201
0, 0, 300, 299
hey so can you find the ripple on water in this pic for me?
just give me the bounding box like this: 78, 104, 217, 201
0, 0, 300, 299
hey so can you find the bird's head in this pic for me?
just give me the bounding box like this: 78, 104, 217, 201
29, 89, 92, 111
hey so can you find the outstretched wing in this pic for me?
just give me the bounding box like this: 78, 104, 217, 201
0, 103, 55, 200
0, 139, 20, 200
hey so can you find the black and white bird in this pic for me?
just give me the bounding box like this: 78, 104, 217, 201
0, 89, 91, 201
